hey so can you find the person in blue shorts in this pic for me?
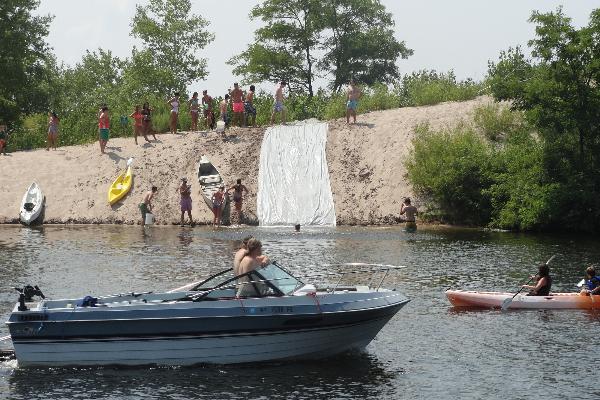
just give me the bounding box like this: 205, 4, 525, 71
346, 80, 361, 124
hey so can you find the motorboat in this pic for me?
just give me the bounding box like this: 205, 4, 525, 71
19, 182, 44, 225
197, 155, 230, 224
6, 263, 409, 367
108, 158, 134, 205
446, 289, 600, 310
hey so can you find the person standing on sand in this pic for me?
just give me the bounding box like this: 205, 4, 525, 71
139, 186, 158, 226
98, 106, 110, 154
400, 198, 418, 232
167, 92, 180, 134
346, 80, 361, 124
178, 177, 193, 226
47, 111, 59, 150
228, 179, 248, 223
271, 81, 287, 125
244, 85, 257, 127
211, 185, 226, 227
220, 94, 231, 128
202, 90, 214, 130
231, 83, 244, 127
129, 106, 146, 145
189, 92, 200, 132
141, 103, 156, 141
0, 123, 7, 155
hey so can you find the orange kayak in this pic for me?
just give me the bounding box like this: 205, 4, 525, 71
446, 289, 600, 310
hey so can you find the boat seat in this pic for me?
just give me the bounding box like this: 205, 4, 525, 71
200, 175, 221, 184
24, 203, 34, 211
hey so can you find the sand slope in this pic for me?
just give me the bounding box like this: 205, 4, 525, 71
0, 96, 491, 225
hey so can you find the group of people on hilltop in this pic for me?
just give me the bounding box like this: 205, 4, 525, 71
137, 177, 250, 228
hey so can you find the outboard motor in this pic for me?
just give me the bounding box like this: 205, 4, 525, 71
14, 285, 45, 311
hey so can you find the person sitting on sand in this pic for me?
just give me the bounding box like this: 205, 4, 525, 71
580, 266, 600, 296
129, 105, 147, 145
244, 85, 257, 127
167, 92, 180, 134
236, 239, 271, 297
523, 264, 552, 296
0, 123, 7, 155
178, 177, 193, 226
47, 111, 59, 151
139, 186, 157, 226
346, 80, 361, 124
211, 186, 226, 226
270, 81, 287, 125
98, 106, 110, 154
228, 179, 248, 223
231, 83, 244, 127
400, 198, 418, 232
141, 102, 156, 141
189, 92, 200, 132
202, 90, 215, 130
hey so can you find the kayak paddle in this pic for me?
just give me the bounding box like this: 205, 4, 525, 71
501, 254, 557, 311
577, 279, 586, 288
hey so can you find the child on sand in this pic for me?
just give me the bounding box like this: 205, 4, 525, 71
140, 186, 158, 226
129, 106, 146, 145
211, 186, 226, 227
0, 123, 7, 155
167, 92, 180, 134
98, 106, 110, 154
47, 112, 59, 150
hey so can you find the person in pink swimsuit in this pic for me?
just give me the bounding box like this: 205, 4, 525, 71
231, 83, 245, 127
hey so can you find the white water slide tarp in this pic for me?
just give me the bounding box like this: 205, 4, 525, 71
257, 121, 336, 226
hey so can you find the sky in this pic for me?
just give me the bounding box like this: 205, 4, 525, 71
34, 1, 598, 95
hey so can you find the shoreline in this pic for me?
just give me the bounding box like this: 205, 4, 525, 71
0, 97, 491, 226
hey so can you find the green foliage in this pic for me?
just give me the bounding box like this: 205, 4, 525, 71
400, 71, 484, 107
473, 103, 525, 142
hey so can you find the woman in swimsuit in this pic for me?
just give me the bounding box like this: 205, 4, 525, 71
167, 92, 180, 134
211, 186, 226, 227
189, 92, 199, 131
47, 111, 59, 151
228, 179, 248, 220
129, 105, 146, 145
141, 103, 156, 141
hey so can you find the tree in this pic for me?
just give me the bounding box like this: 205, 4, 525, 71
130, 0, 214, 95
0, 0, 53, 125
320, 0, 413, 91
229, 0, 323, 96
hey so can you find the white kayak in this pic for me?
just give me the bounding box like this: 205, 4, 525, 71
19, 182, 45, 225
446, 289, 600, 310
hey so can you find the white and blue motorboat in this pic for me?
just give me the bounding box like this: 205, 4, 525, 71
6, 263, 409, 367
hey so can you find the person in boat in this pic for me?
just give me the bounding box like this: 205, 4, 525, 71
0, 123, 8, 155
189, 92, 200, 132
47, 111, 59, 151
580, 266, 600, 296
228, 179, 248, 223
236, 238, 269, 297
211, 185, 226, 226
139, 186, 157, 226
523, 264, 552, 296
178, 177, 193, 226
233, 236, 270, 276
400, 198, 418, 232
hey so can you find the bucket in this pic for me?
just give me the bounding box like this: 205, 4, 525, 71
216, 120, 225, 133
145, 212, 155, 225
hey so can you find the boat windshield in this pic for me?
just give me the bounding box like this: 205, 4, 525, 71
254, 264, 303, 296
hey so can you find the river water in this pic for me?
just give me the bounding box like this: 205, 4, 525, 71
0, 225, 598, 400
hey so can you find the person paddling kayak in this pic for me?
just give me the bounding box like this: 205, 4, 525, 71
580, 266, 600, 296
523, 264, 552, 296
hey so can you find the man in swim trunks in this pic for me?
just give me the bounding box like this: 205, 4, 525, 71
244, 85, 257, 127
188, 92, 200, 132
228, 178, 249, 224
202, 90, 214, 129
270, 81, 287, 125
211, 185, 226, 226
178, 177, 193, 226
139, 186, 158, 226
400, 197, 418, 232
98, 106, 110, 154
0, 123, 7, 155
231, 83, 244, 127
346, 80, 361, 124
220, 94, 231, 129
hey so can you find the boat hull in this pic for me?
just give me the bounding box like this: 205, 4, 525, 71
197, 156, 230, 224
108, 166, 133, 205
446, 290, 600, 310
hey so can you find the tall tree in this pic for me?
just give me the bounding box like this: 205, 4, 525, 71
0, 0, 53, 124
130, 0, 214, 95
229, 0, 324, 96
321, 0, 413, 91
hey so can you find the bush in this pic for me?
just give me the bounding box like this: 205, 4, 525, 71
473, 103, 525, 142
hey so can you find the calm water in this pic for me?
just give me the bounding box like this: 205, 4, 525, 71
0, 225, 599, 400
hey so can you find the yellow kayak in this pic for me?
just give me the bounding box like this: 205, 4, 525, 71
108, 158, 134, 205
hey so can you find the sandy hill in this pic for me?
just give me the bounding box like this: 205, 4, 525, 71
0, 96, 491, 225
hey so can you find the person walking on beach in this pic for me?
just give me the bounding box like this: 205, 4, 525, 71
271, 81, 287, 125
228, 179, 248, 223
346, 80, 361, 124
139, 186, 158, 226
129, 105, 146, 145
47, 111, 59, 150
400, 198, 418, 232
98, 105, 110, 154
202, 90, 214, 130
0, 123, 7, 155
189, 92, 200, 132
178, 177, 193, 226
167, 92, 180, 134
244, 85, 257, 127
211, 185, 226, 226
141, 102, 156, 141
231, 83, 245, 127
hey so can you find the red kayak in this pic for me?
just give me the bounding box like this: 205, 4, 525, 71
446, 289, 600, 310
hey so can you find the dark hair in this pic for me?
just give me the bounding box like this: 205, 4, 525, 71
281, 81, 287, 86
202, 90, 207, 95
192, 91, 198, 97
151, 186, 158, 192
51, 111, 58, 119
538, 264, 550, 277
101, 106, 109, 111
143, 102, 149, 109
404, 198, 411, 205
225, 94, 230, 99
294, 224, 300, 232
234, 82, 239, 86
242, 236, 253, 247
174, 92, 180, 97
237, 178, 242, 184
586, 266, 596, 277
250, 85, 255, 91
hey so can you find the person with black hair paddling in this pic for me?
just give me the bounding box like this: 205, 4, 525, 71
523, 264, 552, 296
